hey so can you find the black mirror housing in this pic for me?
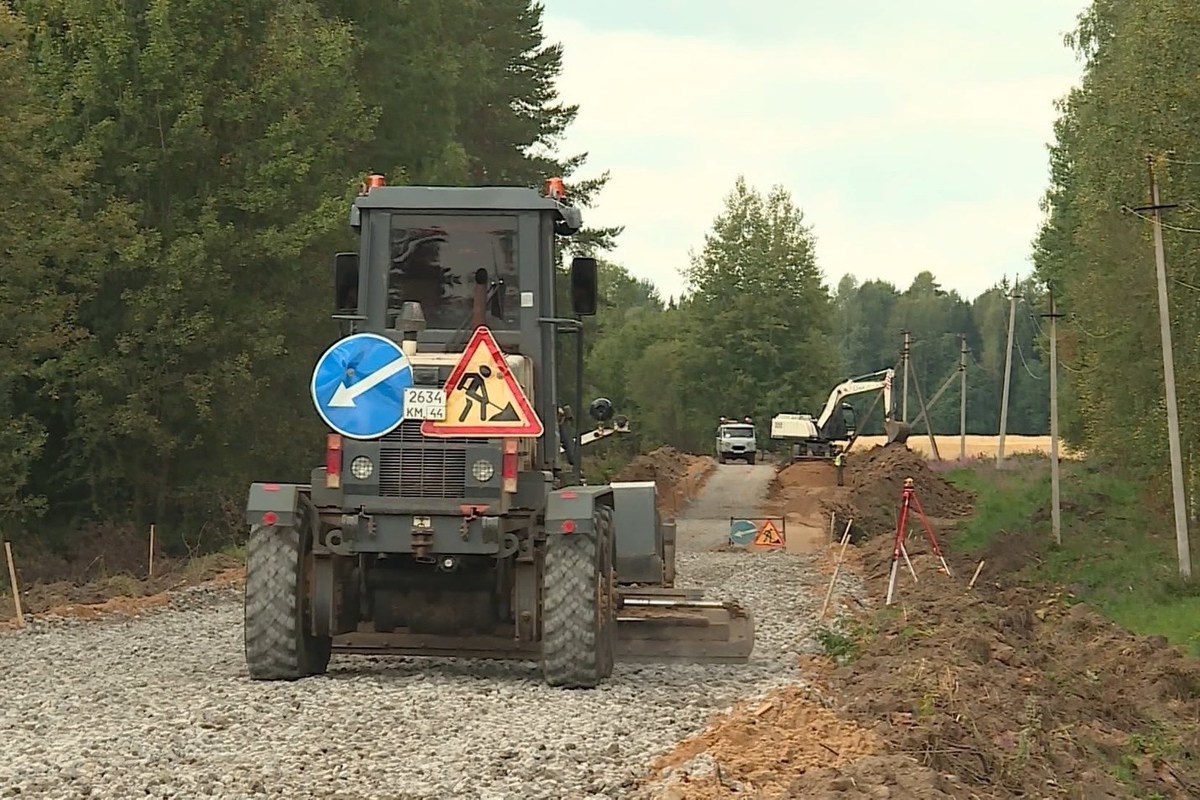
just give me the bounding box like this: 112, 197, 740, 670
589, 397, 614, 422
569, 256, 598, 316
334, 252, 359, 311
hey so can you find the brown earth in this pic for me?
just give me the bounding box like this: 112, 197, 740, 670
612, 445, 716, 518
0, 550, 244, 628
641, 442, 1200, 799
820, 444, 974, 544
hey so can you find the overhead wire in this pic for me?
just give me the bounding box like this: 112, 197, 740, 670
1122, 205, 1200, 234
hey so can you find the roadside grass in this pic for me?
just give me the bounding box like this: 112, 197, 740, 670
945, 456, 1200, 656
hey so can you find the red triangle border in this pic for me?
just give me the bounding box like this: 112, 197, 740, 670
420, 326, 544, 438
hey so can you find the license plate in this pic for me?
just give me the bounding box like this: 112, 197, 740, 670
403, 388, 446, 420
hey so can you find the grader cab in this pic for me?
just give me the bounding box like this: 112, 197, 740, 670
242, 176, 754, 687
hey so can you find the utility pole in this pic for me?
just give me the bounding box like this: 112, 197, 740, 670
1134, 155, 1191, 578
959, 334, 968, 462
901, 331, 911, 423
1041, 292, 1064, 546
996, 276, 1020, 468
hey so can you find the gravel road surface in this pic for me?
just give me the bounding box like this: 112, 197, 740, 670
0, 464, 861, 800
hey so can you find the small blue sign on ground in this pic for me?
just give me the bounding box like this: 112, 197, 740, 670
311, 332, 414, 440
729, 519, 758, 547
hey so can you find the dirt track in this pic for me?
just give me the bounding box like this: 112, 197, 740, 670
675, 462, 778, 551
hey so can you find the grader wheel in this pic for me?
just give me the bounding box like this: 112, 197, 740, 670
244, 520, 332, 680
541, 504, 616, 688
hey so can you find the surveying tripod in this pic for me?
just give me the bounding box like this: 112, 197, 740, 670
886, 477, 952, 605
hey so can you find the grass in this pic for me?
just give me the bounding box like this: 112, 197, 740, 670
944, 456, 1200, 656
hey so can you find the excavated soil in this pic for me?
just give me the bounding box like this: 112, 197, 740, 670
827, 533, 1200, 799
819, 444, 974, 543
613, 445, 715, 517
643, 443, 1200, 799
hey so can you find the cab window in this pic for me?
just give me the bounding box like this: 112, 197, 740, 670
388, 214, 520, 330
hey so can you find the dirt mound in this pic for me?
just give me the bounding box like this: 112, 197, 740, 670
775, 461, 838, 491
612, 446, 713, 516
0, 551, 243, 624
826, 537, 1200, 799
638, 686, 887, 798
823, 444, 973, 542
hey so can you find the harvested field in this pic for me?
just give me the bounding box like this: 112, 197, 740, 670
852, 434, 1081, 460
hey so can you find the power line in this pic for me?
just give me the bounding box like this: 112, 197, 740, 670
1122, 205, 1200, 234
1012, 335, 1041, 379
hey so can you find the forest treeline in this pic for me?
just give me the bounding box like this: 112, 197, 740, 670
2, 0, 1053, 552
1034, 0, 1200, 507
580, 182, 1052, 459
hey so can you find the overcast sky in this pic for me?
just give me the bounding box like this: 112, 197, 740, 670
540, 1, 1087, 302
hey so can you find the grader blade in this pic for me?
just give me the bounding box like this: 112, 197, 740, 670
614, 589, 754, 664
884, 419, 912, 445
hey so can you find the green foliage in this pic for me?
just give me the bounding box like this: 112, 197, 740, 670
831, 273, 1051, 437
0, 0, 1059, 568
1033, 0, 1200, 497
945, 460, 1200, 655
1, 0, 613, 550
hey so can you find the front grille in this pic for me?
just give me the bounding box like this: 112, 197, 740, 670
377, 421, 482, 499
379, 447, 467, 498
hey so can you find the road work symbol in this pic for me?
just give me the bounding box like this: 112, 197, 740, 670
422, 326, 543, 437
753, 519, 785, 549
311, 332, 414, 440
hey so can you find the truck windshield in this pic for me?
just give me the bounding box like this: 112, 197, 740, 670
721, 426, 755, 438
388, 214, 520, 331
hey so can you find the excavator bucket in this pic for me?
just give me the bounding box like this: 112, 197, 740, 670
884, 419, 912, 445
614, 587, 754, 664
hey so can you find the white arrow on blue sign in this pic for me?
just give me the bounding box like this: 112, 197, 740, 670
311, 332, 414, 440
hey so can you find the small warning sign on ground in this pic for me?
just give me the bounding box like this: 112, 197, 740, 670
752, 519, 785, 549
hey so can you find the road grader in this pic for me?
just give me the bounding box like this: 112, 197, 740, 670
243, 175, 755, 688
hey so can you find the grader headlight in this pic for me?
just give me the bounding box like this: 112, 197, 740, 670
350, 456, 374, 481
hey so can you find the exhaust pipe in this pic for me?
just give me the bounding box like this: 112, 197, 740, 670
884, 419, 911, 445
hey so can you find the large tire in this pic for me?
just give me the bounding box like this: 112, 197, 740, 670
244, 523, 332, 680
541, 504, 616, 688
746, 453, 756, 465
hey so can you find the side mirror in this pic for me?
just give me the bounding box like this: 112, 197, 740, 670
569, 256, 598, 317
334, 252, 359, 311
589, 396, 614, 422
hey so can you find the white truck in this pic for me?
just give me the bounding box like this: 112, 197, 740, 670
771, 369, 911, 461
716, 416, 757, 464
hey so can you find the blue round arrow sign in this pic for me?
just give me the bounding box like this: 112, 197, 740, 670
311, 332, 414, 440
729, 519, 758, 546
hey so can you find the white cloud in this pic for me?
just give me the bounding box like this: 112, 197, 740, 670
540, 13, 1083, 301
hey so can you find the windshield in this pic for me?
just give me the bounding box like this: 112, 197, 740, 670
388, 214, 520, 330
720, 426, 755, 438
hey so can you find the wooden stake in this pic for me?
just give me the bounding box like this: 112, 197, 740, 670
819, 521, 854, 620
4, 541, 24, 628
828, 511, 835, 545
149, 524, 156, 579
968, 560, 986, 589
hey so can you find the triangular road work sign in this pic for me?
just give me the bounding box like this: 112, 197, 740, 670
753, 519, 785, 548
421, 326, 544, 438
